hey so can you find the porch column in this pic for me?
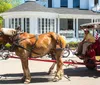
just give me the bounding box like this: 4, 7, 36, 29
76, 18, 79, 38
54, 18, 56, 33
73, 18, 75, 38
91, 18, 93, 23
30, 17, 38, 34
57, 16, 60, 34
5, 18, 9, 28
21, 18, 24, 31
44, 19, 46, 33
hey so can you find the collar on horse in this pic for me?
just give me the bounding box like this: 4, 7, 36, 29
11, 33, 41, 55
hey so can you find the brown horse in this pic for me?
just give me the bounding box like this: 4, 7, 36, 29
0, 28, 67, 83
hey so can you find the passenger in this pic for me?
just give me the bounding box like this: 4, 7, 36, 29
75, 29, 95, 58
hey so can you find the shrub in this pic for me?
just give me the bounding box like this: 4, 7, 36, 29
68, 41, 79, 47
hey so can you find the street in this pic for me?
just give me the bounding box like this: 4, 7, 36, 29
0, 55, 100, 85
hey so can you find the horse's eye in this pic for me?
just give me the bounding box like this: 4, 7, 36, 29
0, 32, 3, 36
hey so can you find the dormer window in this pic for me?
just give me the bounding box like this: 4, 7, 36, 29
73, 0, 80, 8
61, 0, 68, 7
94, 0, 98, 5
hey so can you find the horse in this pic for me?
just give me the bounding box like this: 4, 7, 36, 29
0, 28, 67, 83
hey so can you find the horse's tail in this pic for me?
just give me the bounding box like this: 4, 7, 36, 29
49, 32, 67, 48
57, 35, 67, 48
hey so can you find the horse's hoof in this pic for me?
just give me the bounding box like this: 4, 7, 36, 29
21, 77, 25, 82
24, 79, 30, 84
52, 77, 60, 82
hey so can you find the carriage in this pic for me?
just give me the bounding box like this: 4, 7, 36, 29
77, 22, 100, 70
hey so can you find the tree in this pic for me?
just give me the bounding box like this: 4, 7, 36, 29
0, 1, 12, 27
1, 0, 22, 7
0, 0, 22, 27
0, 1, 12, 13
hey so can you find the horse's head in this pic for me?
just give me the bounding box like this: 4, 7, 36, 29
0, 28, 17, 45
1, 28, 17, 36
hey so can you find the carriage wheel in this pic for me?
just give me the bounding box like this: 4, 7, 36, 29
84, 59, 96, 70
62, 49, 70, 58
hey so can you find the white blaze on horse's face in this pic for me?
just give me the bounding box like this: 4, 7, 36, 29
1, 28, 17, 36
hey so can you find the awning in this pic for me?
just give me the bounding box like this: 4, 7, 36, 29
80, 22, 100, 29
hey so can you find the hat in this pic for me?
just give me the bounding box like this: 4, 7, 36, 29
84, 29, 89, 32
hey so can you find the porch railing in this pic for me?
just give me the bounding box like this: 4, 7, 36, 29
59, 30, 74, 38
78, 30, 84, 38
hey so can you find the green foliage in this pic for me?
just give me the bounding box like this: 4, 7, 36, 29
0, 0, 22, 26
0, 17, 3, 27
0, 1, 12, 13
68, 41, 79, 47
0, 0, 22, 7
5, 43, 11, 48
0, 0, 22, 13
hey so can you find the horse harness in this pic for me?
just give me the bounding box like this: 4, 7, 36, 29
0, 31, 64, 56
9, 33, 41, 55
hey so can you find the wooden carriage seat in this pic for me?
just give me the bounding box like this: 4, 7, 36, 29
87, 37, 100, 56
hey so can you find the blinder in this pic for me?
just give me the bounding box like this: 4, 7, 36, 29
0, 32, 4, 36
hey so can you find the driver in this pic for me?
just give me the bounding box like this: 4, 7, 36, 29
75, 29, 95, 58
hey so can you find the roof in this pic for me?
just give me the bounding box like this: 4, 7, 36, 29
52, 8, 99, 15
6, 1, 55, 13
5, 1, 100, 15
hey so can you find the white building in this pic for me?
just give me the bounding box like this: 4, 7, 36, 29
1, 0, 100, 41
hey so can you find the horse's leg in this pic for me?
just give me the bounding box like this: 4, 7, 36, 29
53, 49, 63, 82
20, 55, 31, 84
48, 53, 56, 75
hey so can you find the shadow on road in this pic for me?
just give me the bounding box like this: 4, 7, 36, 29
64, 66, 100, 78
0, 67, 100, 84
0, 72, 51, 84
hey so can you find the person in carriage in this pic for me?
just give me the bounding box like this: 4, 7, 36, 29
75, 28, 96, 59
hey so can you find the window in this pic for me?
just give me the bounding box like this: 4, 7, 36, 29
60, 19, 73, 30
8, 18, 30, 33
26, 18, 30, 33
12, 18, 14, 28
19, 18, 21, 28
42, 18, 44, 33
48, 0, 52, 7
68, 19, 73, 30
24, 18, 30, 33
60, 19, 67, 30
94, 0, 98, 5
38, 18, 55, 34
73, 0, 80, 8
38, 18, 41, 33
61, 0, 68, 7
9, 18, 12, 28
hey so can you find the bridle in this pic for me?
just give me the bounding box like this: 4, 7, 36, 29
0, 31, 4, 36
0, 31, 40, 55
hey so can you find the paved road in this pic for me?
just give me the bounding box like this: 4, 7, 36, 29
0, 55, 100, 85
